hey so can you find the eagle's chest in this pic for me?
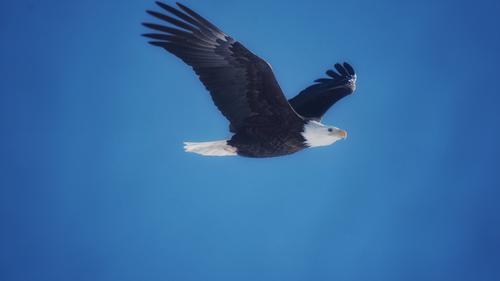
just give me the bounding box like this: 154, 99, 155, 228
228, 126, 306, 158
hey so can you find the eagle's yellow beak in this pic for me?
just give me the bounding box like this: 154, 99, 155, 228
338, 130, 348, 139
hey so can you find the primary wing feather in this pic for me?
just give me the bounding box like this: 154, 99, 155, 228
143, 2, 302, 131
288, 62, 356, 121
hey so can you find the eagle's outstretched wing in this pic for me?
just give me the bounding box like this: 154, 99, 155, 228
143, 2, 302, 132
288, 62, 356, 121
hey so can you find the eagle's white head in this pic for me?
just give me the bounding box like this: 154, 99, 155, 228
301, 120, 347, 147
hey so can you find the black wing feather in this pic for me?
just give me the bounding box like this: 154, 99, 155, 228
288, 62, 356, 121
143, 2, 301, 131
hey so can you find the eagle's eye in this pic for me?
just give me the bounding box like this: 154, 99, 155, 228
328, 128, 333, 132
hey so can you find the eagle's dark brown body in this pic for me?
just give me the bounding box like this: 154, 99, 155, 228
228, 123, 306, 158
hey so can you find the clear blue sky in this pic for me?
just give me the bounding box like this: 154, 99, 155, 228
1, 0, 500, 280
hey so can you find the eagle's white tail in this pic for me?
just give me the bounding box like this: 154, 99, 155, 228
183, 140, 237, 156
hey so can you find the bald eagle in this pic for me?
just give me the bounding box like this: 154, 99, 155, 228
142, 2, 357, 158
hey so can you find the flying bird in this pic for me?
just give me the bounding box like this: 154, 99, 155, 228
142, 2, 357, 158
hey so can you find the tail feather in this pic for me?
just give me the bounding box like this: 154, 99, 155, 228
183, 140, 237, 156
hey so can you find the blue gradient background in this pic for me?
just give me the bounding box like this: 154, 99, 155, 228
1, 0, 500, 280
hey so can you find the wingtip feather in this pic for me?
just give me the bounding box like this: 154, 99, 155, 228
146, 10, 156, 17
156, 1, 175, 11
334, 63, 349, 76
343, 62, 355, 75
147, 41, 166, 47
326, 69, 340, 78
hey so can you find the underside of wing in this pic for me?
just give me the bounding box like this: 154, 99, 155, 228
142, 2, 302, 131
288, 62, 356, 121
